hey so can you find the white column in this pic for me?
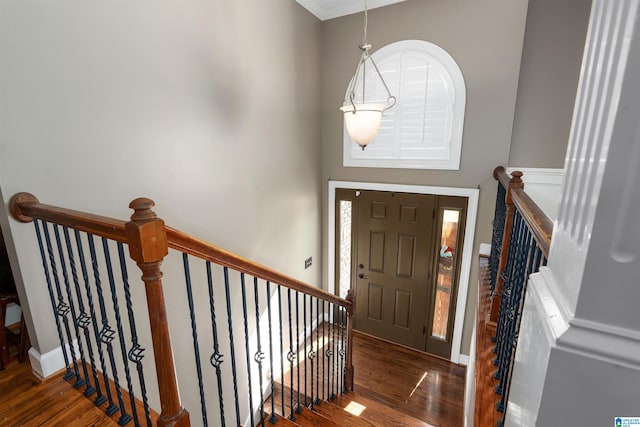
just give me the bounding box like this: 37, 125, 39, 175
506, 1, 640, 425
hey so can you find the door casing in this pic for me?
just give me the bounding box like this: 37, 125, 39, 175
328, 180, 479, 364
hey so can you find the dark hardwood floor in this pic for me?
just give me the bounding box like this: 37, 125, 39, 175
474, 256, 501, 427
0, 360, 157, 426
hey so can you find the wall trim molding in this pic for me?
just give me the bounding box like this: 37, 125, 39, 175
328, 180, 479, 364
506, 167, 564, 185
28, 340, 78, 380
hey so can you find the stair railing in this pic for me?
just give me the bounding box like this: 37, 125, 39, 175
487, 166, 553, 426
9, 193, 355, 427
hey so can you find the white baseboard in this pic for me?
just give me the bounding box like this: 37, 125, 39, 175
28, 340, 79, 379
479, 243, 491, 257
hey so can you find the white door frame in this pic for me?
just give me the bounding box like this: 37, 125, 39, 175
328, 180, 479, 364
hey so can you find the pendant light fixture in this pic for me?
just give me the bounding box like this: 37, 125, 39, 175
340, 0, 396, 150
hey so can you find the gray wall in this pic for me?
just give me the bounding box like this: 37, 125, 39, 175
320, 0, 529, 356
508, 0, 592, 167
0, 0, 322, 412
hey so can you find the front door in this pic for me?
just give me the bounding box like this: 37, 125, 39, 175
335, 188, 468, 358
354, 190, 435, 350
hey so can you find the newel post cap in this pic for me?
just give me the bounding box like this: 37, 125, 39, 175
126, 197, 168, 263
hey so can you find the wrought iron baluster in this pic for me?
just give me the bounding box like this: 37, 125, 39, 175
339, 306, 346, 395
223, 267, 241, 427
86, 234, 121, 416
277, 285, 285, 418
73, 229, 107, 406
494, 212, 523, 358
205, 261, 225, 427
303, 293, 308, 407
490, 183, 507, 291
182, 254, 207, 426
315, 297, 320, 405
87, 234, 120, 416
102, 238, 136, 426
240, 273, 255, 427
33, 219, 74, 381
42, 222, 80, 382
266, 281, 278, 423
286, 288, 296, 422
62, 227, 95, 397
295, 291, 301, 415
322, 300, 326, 402
329, 303, 336, 401
308, 296, 315, 410
253, 277, 265, 427
53, 225, 88, 390
117, 243, 152, 427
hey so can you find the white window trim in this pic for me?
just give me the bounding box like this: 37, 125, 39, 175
328, 180, 478, 364
343, 40, 466, 170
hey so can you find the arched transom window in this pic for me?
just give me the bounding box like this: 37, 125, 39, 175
343, 40, 466, 170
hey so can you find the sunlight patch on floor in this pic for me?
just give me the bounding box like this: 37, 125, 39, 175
409, 371, 428, 398
345, 401, 366, 416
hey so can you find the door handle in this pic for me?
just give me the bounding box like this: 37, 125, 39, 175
358, 273, 368, 279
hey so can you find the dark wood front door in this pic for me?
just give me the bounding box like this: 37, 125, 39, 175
354, 191, 436, 350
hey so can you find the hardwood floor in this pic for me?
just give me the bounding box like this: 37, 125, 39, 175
0, 360, 157, 426
267, 327, 466, 427
352, 331, 466, 426
474, 256, 501, 427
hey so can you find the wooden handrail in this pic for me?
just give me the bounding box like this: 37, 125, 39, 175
9, 192, 128, 242
166, 227, 351, 309
511, 188, 553, 257
493, 166, 512, 190
9, 192, 351, 309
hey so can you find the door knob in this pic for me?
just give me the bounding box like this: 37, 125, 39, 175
358, 273, 368, 279
358, 263, 365, 269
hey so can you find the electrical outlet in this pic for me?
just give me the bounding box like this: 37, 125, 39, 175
305, 257, 312, 269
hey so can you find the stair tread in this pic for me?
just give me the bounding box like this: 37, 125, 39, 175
312, 399, 376, 426
261, 413, 301, 426
292, 407, 340, 427
333, 391, 436, 427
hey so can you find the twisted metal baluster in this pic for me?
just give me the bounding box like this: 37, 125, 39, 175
117, 243, 152, 427
73, 229, 107, 406
87, 234, 120, 416
286, 288, 296, 422
495, 214, 527, 386
102, 238, 135, 425
339, 306, 346, 395
320, 300, 328, 401
223, 267, 241, 427
315, 297, 320, 405
266, 281, 278, 424
253, 277, 266, 427
277, 285, 285, 418
62, 227, 95, 396
42, 222, 80, 382
295, 291, 301, 414
182, 254, 208, 426
240, 274, 255, 427
205, 262, 225, 427
329, 303, 336, 400
494, 211, 523, 355
308, 296, 315, 410
490, 183, 507, 291
33, 219, 74, 381
303, 293, 308, 407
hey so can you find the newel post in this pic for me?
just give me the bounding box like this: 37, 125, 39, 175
490, 171, 524, 323
125, 198, 190, 427
344, 289, 355, 391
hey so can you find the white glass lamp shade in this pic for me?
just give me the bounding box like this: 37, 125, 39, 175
340, 103, 385, 148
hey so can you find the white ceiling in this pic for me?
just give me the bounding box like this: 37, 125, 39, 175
296, 0, 408, 21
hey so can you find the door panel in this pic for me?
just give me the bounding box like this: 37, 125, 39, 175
354, 191, 435, 350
